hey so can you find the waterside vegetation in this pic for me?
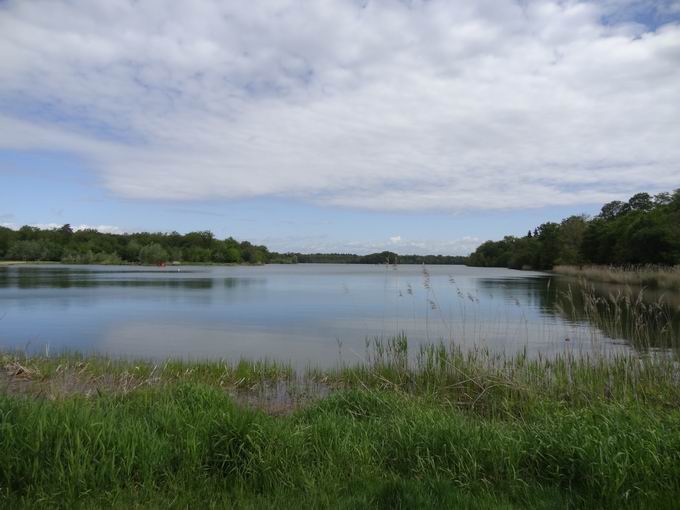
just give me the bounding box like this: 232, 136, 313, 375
554, 264, 680, 291
2, 340, 680, 508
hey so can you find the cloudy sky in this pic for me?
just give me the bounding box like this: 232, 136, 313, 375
1, 0, 679, 255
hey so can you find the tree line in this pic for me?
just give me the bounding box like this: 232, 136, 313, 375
0, 227, 469, 266
290, 252, 468, 265
468, 189, 680, 270
0, 225, 271, 265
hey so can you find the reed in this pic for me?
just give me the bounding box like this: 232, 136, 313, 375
550, 279, 680, 351
553, 264, 680, 290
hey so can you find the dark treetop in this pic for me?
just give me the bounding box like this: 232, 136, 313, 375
468, 189, 680, 270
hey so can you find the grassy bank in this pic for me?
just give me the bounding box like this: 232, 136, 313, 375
2, 345, 680, 508
553, 264, 680, 290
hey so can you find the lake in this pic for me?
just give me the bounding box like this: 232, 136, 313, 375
0, 264, 677, 366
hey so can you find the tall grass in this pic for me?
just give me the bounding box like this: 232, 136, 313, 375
554, 264, 680, 290
551, 279, 680, 350
3, 338, 680, 508
321, 337, 680, 414
1, 378, 679, 508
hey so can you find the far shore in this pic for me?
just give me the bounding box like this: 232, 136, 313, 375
0, 260, 29, 266
553, 264, 680, 290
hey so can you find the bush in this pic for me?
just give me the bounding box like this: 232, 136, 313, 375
139, 243, 169, 265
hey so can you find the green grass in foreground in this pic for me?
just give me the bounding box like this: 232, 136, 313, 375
2, 343, 680, 508
1, 384, 679, 509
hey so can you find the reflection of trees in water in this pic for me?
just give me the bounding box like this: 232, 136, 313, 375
475, 276, 556, 313
476, 276, 680, 351
0, 268, 261, 290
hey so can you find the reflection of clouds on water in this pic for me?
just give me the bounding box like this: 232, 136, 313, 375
97, 321, 342, 368
0, 264, 675, 364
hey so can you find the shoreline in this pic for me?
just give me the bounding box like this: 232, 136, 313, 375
3, 345, 679, 406
0, 260, 469, 267
553, 264, 680, 290
2, 346, 679, 507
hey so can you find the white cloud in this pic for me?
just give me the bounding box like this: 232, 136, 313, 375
0, 0, 679, 211
389, 235, 402, 244
73, 224, 127, 235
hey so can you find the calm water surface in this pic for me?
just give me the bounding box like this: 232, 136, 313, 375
0, 264, 676, 366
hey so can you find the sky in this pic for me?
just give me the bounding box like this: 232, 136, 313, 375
1, 0, 679, 255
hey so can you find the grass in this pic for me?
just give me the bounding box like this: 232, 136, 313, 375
554, 264, 680, 291
4, 383, 680, 509
2, 343, 680, 508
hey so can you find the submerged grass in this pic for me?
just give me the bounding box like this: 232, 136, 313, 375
1, 351, 294, 391
2, 341, 680, 508
554, 264, 680, 291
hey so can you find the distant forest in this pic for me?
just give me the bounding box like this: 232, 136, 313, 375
468, 189, 680, 270
0, 226, 467, 265
289, 252, 468, 265
0, 226, 271, 265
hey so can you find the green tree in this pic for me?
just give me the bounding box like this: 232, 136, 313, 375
0, 226, 13, 258
6, 240, 45, 261
184, 246, 212, 263
598, 201, 628, 220
555, 215, 587, 265
139, 243, 169, 265
628, 192, 653, 212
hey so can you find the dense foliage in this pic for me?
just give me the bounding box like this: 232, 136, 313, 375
468, 190, 680, 269
0, 225, 270, 265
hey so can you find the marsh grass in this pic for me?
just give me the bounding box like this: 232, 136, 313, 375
0, 351, 296, 408
554, 264, 680, 290
552, 279, 680, 350
3, 337, 680, 508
